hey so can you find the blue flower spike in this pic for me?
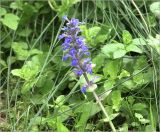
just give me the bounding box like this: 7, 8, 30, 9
59, 17, 95, 93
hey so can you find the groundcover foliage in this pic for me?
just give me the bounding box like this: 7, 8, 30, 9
0, 0, 160, 131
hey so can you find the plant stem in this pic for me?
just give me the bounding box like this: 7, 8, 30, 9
83, 73, 116, 132
75, 53, 116, 131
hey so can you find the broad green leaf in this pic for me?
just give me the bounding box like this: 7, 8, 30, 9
55, 95, 65, 106
118, 69, 130, 79
122, 30, 132, 44
147, 35, 160, 54
30, 116, 47, 126
36, 75, 54, 95
17, 28, 32, 37
57, 118, 69, 132
103, 80, 115, 90
127, 96, 135, 105
21, 79, 37, 94
11, 69, 21, 77
135, 113, 150, 124
58, 105, 72, 122
133, 55, 148, 70
103, 59, 121, 79
75, 102, 100, 131
113, 49, 126, 59
95, 34, 108, 44
88, 26, 101, 38
118, 123, 128, 132
150, 2, 160, 18
11, 42, 42, 60
145, 125, 155, 132
10, 0, 23, 10
1, 13, 20, 30
126, 44, 143, 53
30, 94, 46, 105
101, 43, 126, 58
95, 0, 107, 10
0, 59, 7, 67
102, 113, 119, 122
133, 103, 147, 111
133, 68, 152, 86
92, 53, 105, 73
132, 38, 146, 45
11, 42, 29, 60
0, 7, 7, 16
69, 0, 81, 5
11, 55, 43, 85
111, 90, 122, 111
122, 80, 136, 90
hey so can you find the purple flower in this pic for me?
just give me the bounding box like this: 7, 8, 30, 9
58, 34, 65, 40
76, 37, 84, 46
59, 17, 94, 93
63, 16, 68, 21
69, 48, 76, 57
85, 63, 92, 74
71, 59, 78, 66
70, 18, 79, 27
81, 85, 87, 93
64, 37, 72, 43
74, 69, 83, 76
62, 54, 70, 61
62, 42, 70, 50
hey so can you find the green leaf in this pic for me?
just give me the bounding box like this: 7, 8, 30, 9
0, 7, 7, 16
147, 35, 160, 54
1, 13, 20, 30
11, 42, 42, 60
133, 68, 153, 86
145, 125, 155, 132
21, 79, 37, 94
103, 80, 115, 91
57, 105, 72, 122
55, 95, 65, 106
95, 0, 107, 10
57, 118, 69, 132
111, 90, 122, 111
122, 80, 136, 90
17, 28, 32, 37
10, 0, 23, 10
122, 30, 132, 44
118, 69, 130, 79
75, 102, 100, 131
103, 59, 121, 79
135, 113, 150, 124
69, 0, 81, 5
102, 113, 119, 122
92, 53, 105, 73
11, 55, 42, 81
101, 43, 126, 58
88, 26, 101, 38
113, 49, 126, 59
30, 116, 47, 126
133, 55, 148, 70
133, 103, 147, 111
132, 38, 146, 45
126, 44, 143, 53
11, 42, 29, 60
150, 2, 160, 18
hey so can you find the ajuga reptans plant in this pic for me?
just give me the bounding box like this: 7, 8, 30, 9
59, 16, 116, 131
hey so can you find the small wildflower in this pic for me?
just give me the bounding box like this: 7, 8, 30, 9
59, 17, 94, 93
81, 85, 87, 93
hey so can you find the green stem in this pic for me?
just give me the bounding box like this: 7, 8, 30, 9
83, 73, 116, 132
